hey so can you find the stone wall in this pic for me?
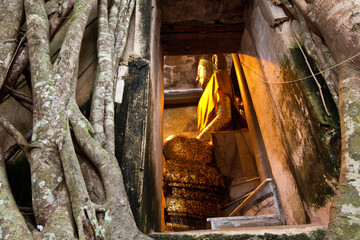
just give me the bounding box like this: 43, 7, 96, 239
163, 55, 200, 90
163, 105, 198, 140
239, 0, 340, 225
163, 55, 233, 90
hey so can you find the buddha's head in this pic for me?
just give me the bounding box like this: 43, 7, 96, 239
196, 54, 227, 89
196, 55, 213, 90
212, 54, 227, 71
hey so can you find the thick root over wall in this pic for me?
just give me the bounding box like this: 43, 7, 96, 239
0, 0, 151, 239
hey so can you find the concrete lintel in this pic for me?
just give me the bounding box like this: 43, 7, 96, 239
151, 224, 326, 239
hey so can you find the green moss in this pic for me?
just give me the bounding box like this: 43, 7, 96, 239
289, 46, 339, 129
337, 184, 360, 209
329, 219, 360, 239
290, 45, 341, 176
278, 56, 338, 208
320, 128, 341, 177
310, 180, 334, 209
347, 102, 360, 162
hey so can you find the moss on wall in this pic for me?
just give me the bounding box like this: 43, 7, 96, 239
278, 64, 334, 209
289, 45, 341, 178
273, 46, 341, 209
289, 46, 339, 129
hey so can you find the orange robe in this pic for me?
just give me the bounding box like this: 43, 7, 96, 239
197, 70, 237, 135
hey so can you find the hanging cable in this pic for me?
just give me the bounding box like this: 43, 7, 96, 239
239, 50, 360, 85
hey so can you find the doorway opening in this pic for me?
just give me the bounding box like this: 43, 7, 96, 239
161, 54, 283, 232
152, 0, 338, 235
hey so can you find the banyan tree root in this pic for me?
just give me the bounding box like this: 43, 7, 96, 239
0, 0, 152, 239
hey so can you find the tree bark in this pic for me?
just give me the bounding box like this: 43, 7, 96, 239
0, 0, 75, 104
289, 0, 360, 238
25, 0, 93, 237
0, 0, 23, 89
20, 0, 151, 238
0, 139, 32, 239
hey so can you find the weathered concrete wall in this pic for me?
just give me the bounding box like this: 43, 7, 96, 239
239, 0, 340, 225
163, 55, 200, 90
163, 55, 233, 91
163, 105, 198, 140
115, 0, 163, 233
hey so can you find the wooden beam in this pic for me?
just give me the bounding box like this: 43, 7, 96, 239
161, 21, 244, 33
161, 31, 243, 55
164, 88, 203, 105
232, 53, 273, 181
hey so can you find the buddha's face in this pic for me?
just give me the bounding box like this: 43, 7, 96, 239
196, 59, 213, 90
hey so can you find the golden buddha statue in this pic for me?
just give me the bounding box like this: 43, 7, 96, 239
162, 54, 243, 230
162, 134, 226, 230
196, 54, 238, 141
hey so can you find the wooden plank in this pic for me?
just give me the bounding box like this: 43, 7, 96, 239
232, 53, 273, 180
229, 178, 272, 216
161, 31, 243, 55
207, 214, 284, 229
76, 60, 96, 107
161, 21, 244, 34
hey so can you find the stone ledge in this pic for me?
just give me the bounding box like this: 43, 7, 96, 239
151, 224, 326, 240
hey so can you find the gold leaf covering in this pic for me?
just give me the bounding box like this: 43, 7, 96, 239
170, 187, 224, 202
163, 160, 226, 190
163, 135, 213, 164
166, 197, 220, 217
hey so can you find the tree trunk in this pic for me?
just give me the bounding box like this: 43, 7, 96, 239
290, 0, 360, 238
26, 0, 96, 237
0, 139, 32, 239
0, 0, 152, 238
0, 0, 23, 88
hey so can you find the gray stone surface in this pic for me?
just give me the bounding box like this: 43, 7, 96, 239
207, 214, 283, 229
163, 55, 200, 90
151, 224, 326, 239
